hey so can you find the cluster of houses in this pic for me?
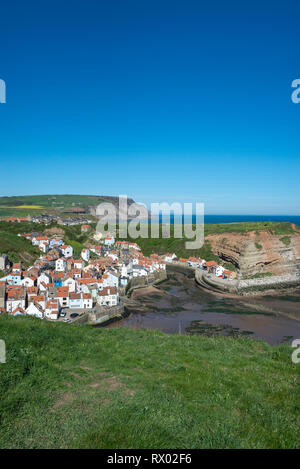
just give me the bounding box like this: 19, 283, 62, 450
5, 215, 92, 226
0, 223, 236, 321
0, 231, 167, 321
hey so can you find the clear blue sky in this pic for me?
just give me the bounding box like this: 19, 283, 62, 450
0, 1, 299, 214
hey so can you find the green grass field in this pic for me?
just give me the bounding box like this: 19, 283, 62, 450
0, 194, 107, 208
0, 315, 299, 449
204, 221, 299, 235
0, 195, 110, 218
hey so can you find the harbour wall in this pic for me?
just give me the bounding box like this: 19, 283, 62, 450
195, 268, 300, 296
126, 270, 168, 296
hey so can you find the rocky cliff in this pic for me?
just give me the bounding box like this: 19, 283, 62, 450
206, 226, 300, 277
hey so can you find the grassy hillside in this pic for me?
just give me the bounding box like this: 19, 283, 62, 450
0, 221, 50, 235
0, 222, 96, 261
0, 315, 299, 449
0, 194, 107, 208
204, 221, 299, 235
117, 222, 299, 264
0, 195, 120, 218
0, 222, 53, 267
0, 231, 40, 267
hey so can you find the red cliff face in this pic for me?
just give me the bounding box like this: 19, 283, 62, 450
206, 230, 300, 277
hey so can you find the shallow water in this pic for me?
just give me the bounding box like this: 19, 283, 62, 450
108, 273, 300, 345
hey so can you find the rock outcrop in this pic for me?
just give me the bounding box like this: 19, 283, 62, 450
206, 228, 300, 277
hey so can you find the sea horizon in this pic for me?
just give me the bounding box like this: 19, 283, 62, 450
146, 214, 300, 226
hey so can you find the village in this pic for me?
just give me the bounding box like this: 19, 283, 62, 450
0, 224, 236, 322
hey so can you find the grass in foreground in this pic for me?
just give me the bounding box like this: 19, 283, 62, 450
0, 315, 299, 449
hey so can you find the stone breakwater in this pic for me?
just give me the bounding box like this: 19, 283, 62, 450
195, 269, 300, 296
126, 270, 168, 297
73, 304, 129, 326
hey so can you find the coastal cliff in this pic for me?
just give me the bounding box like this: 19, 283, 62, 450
206, 225, 300, 277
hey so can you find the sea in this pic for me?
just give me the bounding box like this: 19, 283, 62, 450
172, 214, 300, 226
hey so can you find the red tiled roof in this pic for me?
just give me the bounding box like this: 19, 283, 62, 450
77, 278, 96, 285
69, 293, 81, 300
206, 261, 217, 267
82, 293, 91, 299
56, 287, 69, 297
98, 286, 117, 296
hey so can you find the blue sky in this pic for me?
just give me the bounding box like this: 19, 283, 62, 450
0, 1, 299, 214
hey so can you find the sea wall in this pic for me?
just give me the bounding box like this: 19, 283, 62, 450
195, 268, 300, 296
126, 270, 167, 296
72, 304, 128, 326
237, 273, 300, 295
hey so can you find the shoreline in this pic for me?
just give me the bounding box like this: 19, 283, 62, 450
166, 263, 300, 322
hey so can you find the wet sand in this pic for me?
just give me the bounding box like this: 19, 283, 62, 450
108, 273, 300, 345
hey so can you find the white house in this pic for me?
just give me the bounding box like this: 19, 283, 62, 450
74, 260, 83, 270
185, 257, 197, 268
30, 295, 46, 310
56, 287, 69, 308
63, 276, 76, 293
129, 242, 141, 251
55, 258, 67, 272
39, 242, 49, 253
72, 268, 82, 279
45, 299, 60, 320
60, 245, 73, 258
81, 249, 90, 262
21, 276, 35, 288
3, 273, 22, 286
120, 261, 133, 279
26, 302, 44, 319
49, 238, 64, 248
37, 272, 51, 287
104, 236, 115, 246
32, 236, 48, 247
215, 265, 225, 277
132, 265, 148, 277
104, 271, 119, 288
6, 289, 26, 313
10, 306, 25, 316
69, 292, 82, 309
164, 253, 177, 263
82, 293, 93, 309
97, 287, 119, 307
39, 281, 49, 292
76, 278, 97, 293
12, 263, 22, 273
